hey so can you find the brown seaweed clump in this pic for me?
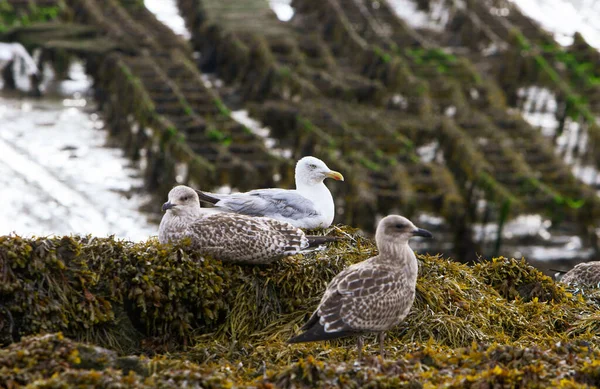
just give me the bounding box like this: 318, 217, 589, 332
0, 333, 233, 388
5, 333, 600, 388
3, 231, 600, 387
271, 341, 600, 388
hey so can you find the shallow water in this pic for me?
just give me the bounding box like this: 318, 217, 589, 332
0, 63, 157, 241
387, 0, 600, 49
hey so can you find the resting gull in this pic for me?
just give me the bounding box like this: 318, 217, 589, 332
195, 156, 344, 229
287, 215, 433, 358
560, 262, 600, 288
158, 185, 338, 264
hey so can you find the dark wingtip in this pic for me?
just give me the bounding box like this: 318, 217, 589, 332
287, 323, 354, 344
287, 335, 303, 344
195, 189, 220, 204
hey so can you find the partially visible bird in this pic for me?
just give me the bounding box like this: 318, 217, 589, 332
0, 43, 39, 77
287, 215, 433, 359
560, 261, 600, 288
158, 185, 339, 264
195, 156, 344, 229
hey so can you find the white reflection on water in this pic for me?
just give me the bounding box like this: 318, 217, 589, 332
510, 0, 600, 48
387, 0, 600, 49
269, 0, 294, 22
0, 63, 157, 241
517, 86, 600, 192
386, 0, 450, 32
144, 0, 191, 39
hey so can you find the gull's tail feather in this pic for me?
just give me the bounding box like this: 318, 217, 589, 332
287, 321, 352, 343
195, 190, 220, 205
548, 267, 569, 281
306, 235, 342, 248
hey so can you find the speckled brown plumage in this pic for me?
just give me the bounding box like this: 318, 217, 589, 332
288, 215, 433, 358
159, 186, 334, 264
561, 262, 600, 288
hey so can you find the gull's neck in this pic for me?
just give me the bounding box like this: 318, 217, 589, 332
296, 179, 334, 226
376, 240, 418, 285
162, 205, 203, 228
179, 205, 203, 221
158, 205, 202, 244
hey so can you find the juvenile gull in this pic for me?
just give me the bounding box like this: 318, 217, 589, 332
159, 185, 338, 264
287, 215, 433, 358
195, 156, 344, 229
560, 262, 600, 288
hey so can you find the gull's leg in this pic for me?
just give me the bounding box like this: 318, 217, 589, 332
356, 336, 363, 360
379, 332, 386, 358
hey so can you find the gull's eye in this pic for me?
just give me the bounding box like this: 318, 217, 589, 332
395, 223, 405, 230
181, 196, 190, 201
309, 164, 317, 169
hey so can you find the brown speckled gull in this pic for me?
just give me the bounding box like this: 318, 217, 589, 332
158, 185, 337, 264
287, 215, 433, 358
560, 262, 600, 288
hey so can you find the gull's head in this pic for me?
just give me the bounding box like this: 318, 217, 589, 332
162, 185, 201, 216
376, 215, 433, 246
295, 156, 344, 186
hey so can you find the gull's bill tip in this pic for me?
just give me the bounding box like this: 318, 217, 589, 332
326, 170, 344, 181
412, 228, 433, 238
162, 201, 174, 212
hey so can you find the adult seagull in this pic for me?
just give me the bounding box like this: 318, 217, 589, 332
195, 156, 344, 229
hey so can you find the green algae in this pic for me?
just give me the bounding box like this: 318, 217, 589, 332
0, 1, 61, 33
173, 0, 600, 259
5, 0, 596, 264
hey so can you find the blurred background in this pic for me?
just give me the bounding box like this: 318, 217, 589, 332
0, 0, 599, 272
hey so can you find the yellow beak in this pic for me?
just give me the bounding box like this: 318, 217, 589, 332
325, 170, 344, 181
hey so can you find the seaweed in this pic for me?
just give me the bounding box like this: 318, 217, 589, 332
3, 229, 600, 387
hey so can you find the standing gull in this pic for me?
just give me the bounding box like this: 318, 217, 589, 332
159, 185, 338, 264
287, 215, 433, 358
195, 156, 344, 229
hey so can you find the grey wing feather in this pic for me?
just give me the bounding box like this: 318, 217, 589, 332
212, 189, 320, 219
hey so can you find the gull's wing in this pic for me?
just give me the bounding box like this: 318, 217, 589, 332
288, 263, 408, 343
211, 189, 320, 219
185, 213, 308, 264
319, 265, 407, 332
